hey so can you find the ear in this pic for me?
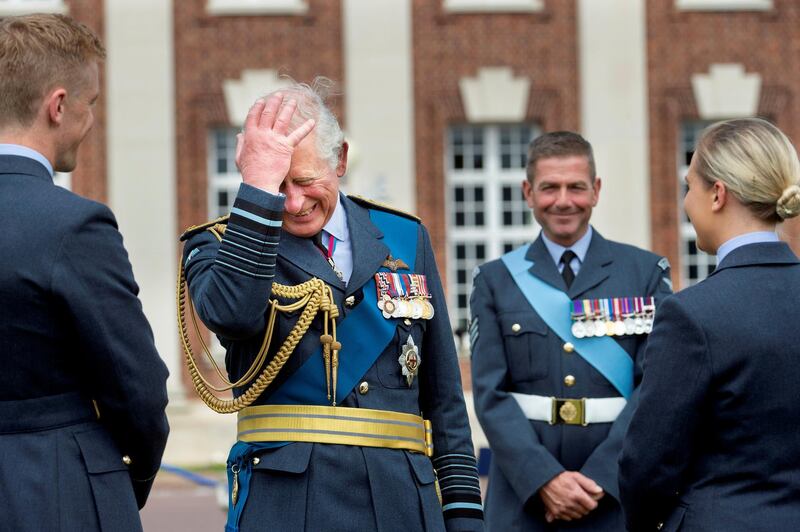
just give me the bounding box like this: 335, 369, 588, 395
46, 87, 68, 126
522, 178, 534, 209
711, 180, 727, 213
591, 177, 602, 206
336, 141, 349, 177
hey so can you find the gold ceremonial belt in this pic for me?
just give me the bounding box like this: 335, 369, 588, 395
237, 405, 434, 457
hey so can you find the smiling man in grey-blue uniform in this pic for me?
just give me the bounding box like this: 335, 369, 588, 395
181, 79, 482, 532
470, 131, 672, 531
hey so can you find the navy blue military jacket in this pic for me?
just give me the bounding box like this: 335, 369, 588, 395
182, 184, 482, 532
470, 230, 671, 532
620, 242, 800, 532
0, 155, 170, 531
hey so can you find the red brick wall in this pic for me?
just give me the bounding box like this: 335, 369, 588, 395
411, 0, 581, 283
647, 0, 799, 286
67, 0, 107, 202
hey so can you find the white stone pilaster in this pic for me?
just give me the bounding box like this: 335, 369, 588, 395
105, 0, 183, 401
342, 0, 415, 210
578, 0, 650, 249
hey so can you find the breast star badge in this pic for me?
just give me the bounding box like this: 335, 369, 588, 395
398, 335, 421, 387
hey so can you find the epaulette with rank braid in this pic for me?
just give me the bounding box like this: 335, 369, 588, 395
347, 195, 421, 223
179, 215, 229, 242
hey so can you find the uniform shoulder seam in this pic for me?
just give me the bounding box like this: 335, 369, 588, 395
348, 195, 421, 222
179, 215, 230, 241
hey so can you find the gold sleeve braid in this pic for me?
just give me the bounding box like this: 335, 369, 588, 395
177, 223, 341, 413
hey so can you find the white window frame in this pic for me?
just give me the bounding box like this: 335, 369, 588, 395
678, 120, 716, 286
0, 0, 67, 14
444, 0, 544, 13
675, 0, 772, 11
446, 124, 539, 336
206, 0, 308, 16
207, 128, 243, 220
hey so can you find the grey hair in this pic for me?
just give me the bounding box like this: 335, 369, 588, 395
265, 76, 345, 170
695, 118, 800, 222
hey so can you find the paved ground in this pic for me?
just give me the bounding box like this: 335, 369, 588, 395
140, 470, 227, 532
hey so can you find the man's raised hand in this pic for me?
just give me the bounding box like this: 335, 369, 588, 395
235, 93, 316, 193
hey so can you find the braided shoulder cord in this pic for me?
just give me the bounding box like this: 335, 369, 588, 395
177, 261, 339, 413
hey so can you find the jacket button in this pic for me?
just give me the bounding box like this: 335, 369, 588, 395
122, 455, 132, 466
656, 522, 664, 531
252, 457, 260, 465
563, 342, 574, 353
345, 295, 356, 308
564, 375, 576, 387
511, 323, 521, 333
404, 319, 412, 326
358, 381, 369, 395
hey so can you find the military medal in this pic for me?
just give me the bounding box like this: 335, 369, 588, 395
398, 335, 421, 387
411, 299, 424, 319
633, 297, 645, 335
623, 298, 636, 335
643, 296, 655, 334
593, 300, 606, 337
422, 299, 435, 319
604, 300, 616, 336
374, 271, 434, 321
613, 298, 626, 336
570, 300, 586, 338
381, 295, 396, 319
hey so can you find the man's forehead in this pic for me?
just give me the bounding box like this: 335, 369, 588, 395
533, 155, 592, 180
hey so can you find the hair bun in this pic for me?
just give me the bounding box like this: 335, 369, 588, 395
777, 184, 800, 219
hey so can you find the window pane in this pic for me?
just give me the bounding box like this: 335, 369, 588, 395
446, 123, 540, 333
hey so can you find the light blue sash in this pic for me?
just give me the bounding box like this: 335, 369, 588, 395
501, 245, 633, 398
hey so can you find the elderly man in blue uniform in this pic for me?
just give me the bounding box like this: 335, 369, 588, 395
0, 14, 169, 532
181, 80, 483, 532
470, 131, 672, 531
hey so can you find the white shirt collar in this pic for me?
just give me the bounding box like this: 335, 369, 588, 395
716, 231, 779, 264
541, 225, 593, 267
0, 143, 54, 177
323, 193, 348, 242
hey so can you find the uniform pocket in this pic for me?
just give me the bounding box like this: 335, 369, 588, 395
499, 312, 549, 381
405, 451, 436, 485
405, 451, 446, 532
377, 320, 427, 389
251, 442, 313, 474
242, 443, 312, 530
73, 427, 141, 532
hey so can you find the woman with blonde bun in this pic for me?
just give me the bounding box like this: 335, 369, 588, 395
619, 118, 800, 532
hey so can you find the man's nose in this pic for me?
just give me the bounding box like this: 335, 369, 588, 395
555, 187, 571, 208
284, 190, 305, 213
